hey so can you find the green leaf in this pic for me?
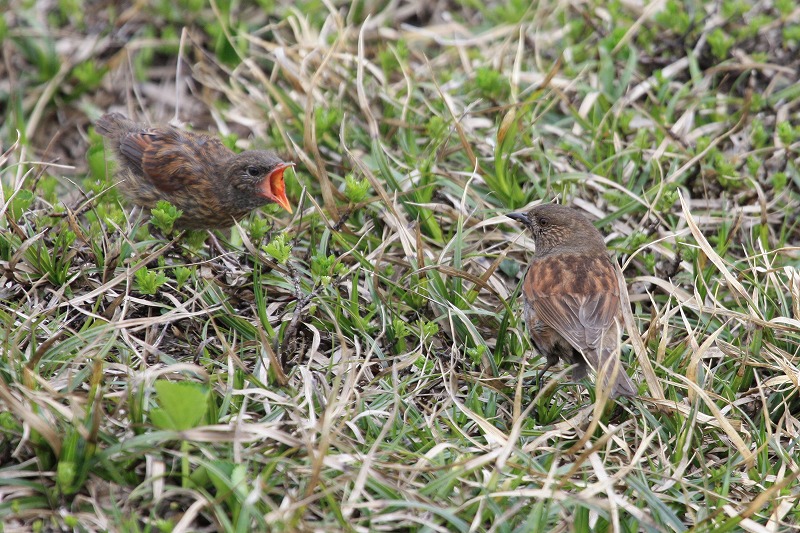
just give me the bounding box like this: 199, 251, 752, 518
150, 200, 183, 234
150, 381, 210, 431
264, 233, 292, 264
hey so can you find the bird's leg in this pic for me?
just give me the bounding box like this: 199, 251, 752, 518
207, 230, 226, 257
535, 355, 558, 390
535, 364, 551, 390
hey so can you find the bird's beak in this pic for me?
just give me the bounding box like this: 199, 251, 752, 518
264, 162, 294, 214
506, 212, 531, 225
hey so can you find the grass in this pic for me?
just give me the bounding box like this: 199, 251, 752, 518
1, 0, 800, 531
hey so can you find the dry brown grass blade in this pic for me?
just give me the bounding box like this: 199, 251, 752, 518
301, 28, 342, 220
564, 378, 617, 456
177, 424, 302, 447
303, 301, 352, 501
7, 229, 47, 274
679, 191, 759, 314
671, 371, 754, 467
257, 326, 288, 387
441, 357, 509, 448
563, 419, 629, 477
476, 242, 513, 303
617, 264, 664, 400
430, 60, 479, 172
59, 235, 180, 309
0, 134, 21, 208
686, 323, 727, 403
695, 467, 800, 531
416, 264, 499, 297
667, 98, 749, 185
356, 18, 379, 140
536, 52, 563, 93
0, 379, 61, 456
643, 398, 742, 430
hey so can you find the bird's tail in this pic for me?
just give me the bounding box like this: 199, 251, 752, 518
596, 354, 637, 399
590, 317, 638, 399
95, 113, 137, 141
610, 368, 637, 398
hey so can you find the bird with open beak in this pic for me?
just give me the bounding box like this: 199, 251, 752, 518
95, 112, 294, 229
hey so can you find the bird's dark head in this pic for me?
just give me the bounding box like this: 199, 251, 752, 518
507, 204, 606, 254
227, 151, 294, 213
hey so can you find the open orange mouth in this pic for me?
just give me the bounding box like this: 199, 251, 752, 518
264, 162, 294, 213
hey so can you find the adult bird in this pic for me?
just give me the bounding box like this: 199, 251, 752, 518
507, 203, 637, 399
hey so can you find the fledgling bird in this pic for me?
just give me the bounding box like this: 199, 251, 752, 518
507, 204, 637, 399
95, 112, 293, 229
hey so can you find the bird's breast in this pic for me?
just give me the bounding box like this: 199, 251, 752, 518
525, 252, 616, 298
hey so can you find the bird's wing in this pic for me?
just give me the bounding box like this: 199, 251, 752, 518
118, 127, 231, 193
532, 291, 620, 366
526, 254, 621, 369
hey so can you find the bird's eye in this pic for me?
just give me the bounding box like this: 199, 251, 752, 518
538, 217, 548, 226
246, 166, 260, 177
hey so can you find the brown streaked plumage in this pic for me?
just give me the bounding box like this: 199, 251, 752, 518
95, 112, 293, 229
508, 203, 637, 399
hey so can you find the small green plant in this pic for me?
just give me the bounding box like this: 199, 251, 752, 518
173, 266, 192, 290
150, 380, 209, 431
713, 152, 738, 188
184, 230, 208, 252
150, 200, 183, 234
776, 0, 794, 15
745, 156, 760, 178
150, 380, 211, 489
56, 425, 95, 497
784, 24, 800, 46
135, 266, 168, 295
655, 0, 692, 34
708, 29, 734, 60
344, 174, 370, 203
247, 216, 270, 240
467, 344, 485, 366
425, 115, 447, 139
655, 185, 680, 211
750, 118, 769, 148
7, 189, 34, 220
421, 320, 439, 340
391, 318, 408, 353
200, 461, 252, 524
777, 121, 797, 146
311, 252, 345, 282
25, 228, 77, 286
220, 133, 239, 152
489, 0, 531, 24
264, 233, 292, 264
315, 107, 343, 137
207, 20, 243, 67
771, 172, 788, 192
743, 14, 773, 39
721, 0, 749, 18
473, 67, 510, 101
13, 33, 59, 83
378, 40, 408, 76
87, 134, 112, 182
70, 61, 107, 96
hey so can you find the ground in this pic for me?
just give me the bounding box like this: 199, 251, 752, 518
1, 0, 800, 531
